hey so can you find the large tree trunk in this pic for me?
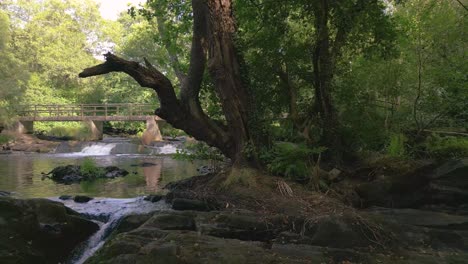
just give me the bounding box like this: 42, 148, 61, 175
205, 0, 253, 164
79, 0, 254, 165
312, 0, 343, 163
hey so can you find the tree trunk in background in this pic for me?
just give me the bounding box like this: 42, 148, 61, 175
312, 0, 343, 163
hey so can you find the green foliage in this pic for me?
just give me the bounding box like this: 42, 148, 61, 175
35, 122, 92, 140
386, 133, 407, 157
160, 124, 186, 139
80, 157, 104, 180
424, 135, 468, 159
261, 142, 326, 181
0, 134, 12, 144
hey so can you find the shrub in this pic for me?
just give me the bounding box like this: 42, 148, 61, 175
80, 157, 104, 180
35, 122, 93, 140
386, 133, 407, 157
0, 134, 12, 144
261, 142, 326, 182
424, 135, 468, 159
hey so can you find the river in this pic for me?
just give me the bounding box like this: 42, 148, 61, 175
0, 137, 203, 198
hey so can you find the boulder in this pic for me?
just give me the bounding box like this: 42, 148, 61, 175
0, 197, 99, 264
73, 195, 93, 203
356, 159, 468, 208
172, 198, 211, 211
58, 195, 73, 200
143, 194, 164, 203
43, 165, 129, 184
103, 166, 129, 178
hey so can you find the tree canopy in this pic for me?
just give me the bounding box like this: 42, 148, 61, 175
1, 0, 466, 167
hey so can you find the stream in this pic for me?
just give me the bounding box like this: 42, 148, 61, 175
0, 137, 205, 263
0, 137, 203, 198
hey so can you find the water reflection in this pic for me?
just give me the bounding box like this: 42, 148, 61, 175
143, 162, 162, 193
0, 153, 203, 198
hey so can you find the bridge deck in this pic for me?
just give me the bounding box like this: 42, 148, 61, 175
17, 104, 163, 122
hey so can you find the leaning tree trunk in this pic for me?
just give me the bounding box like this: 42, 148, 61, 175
79, 0, 254, 165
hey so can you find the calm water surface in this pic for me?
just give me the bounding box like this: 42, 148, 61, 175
0, 153, 202, 198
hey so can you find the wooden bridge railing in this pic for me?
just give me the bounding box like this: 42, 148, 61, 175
17, 103, 159, 121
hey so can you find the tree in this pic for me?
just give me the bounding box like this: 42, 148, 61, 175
0, 9, 28, 124
80, 0, 255, 165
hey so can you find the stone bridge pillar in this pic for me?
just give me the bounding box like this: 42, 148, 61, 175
12, 121, 34, 134
141, 116, 162, 145
85, 119, 103, 140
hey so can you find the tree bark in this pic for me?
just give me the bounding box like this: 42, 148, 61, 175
312, 0, 343, 163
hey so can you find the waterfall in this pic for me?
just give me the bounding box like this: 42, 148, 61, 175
79, 143, 116, 156
52, 197, 169, 264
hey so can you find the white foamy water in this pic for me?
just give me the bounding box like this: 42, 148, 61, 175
51, 197, 169, 264
79, 143, 116, 156
157, 144, 178, 154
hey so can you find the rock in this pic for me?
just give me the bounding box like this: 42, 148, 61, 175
58, 195, 73, 200
104, 166, 129, 178
43, 165, 129, 184
196, 211, 278, 241
0, 190, 11, 197
197, 165, 215, 175
426, 159, 468, 206
430, 158, 468, 182
143, 195, 164, 203
355, 159, 468, 208
328, 168, 342, 181
142, 213, 196, 231
304, 214, 373, 249
366, 207, 468, 229
45, 165, 83, 184
112, 214, 154, 237
85, 229, 296, 264
74, 195, 93, 203
130, 162, 157, 167
172, 198, 211, 211
0, 197, 99, 264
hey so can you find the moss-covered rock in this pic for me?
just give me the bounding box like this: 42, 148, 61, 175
0, 197, 99, 264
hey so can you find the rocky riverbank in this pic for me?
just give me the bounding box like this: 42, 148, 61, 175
1, 158, 466, 263
84, 158, 468, 263
0, 133, 60, 153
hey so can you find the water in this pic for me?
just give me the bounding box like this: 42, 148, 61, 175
78, 143, 117, 155
0, 140, 202, 198
0, 138, 203, 263
52, 197, 170, 264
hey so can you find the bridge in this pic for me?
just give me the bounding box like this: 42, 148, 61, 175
12, 103, 164, 140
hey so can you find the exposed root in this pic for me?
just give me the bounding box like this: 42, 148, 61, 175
276, 180, 294, 197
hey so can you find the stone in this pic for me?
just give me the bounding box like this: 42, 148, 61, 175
58, 195, 73, 200
172, 198, 210, 211
0, 197, 99, 264
142, 213, 196, 231
196, 211, 278, 241
328, 168, 342, 181
144, 194, 164, 203
104, 166, 129, 178
0, 190, 11, 197
112, 214, 154, 237
366, 207, 468, 230
74, 195, 93, 203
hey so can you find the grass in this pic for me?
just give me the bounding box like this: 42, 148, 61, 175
0, 134, 12, 144
80, 157, 104, 180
